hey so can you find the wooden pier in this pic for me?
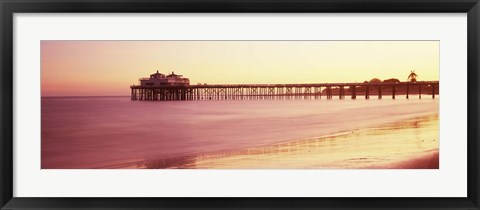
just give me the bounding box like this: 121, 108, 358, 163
130, 81, 439, 101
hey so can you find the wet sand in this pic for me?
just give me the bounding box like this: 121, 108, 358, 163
135, 114, 439, 169
370, 150, 439, 169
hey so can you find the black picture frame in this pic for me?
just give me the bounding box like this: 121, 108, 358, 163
1, 0, 479, 209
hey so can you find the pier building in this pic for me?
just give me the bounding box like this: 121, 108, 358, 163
139, 71, 190, 87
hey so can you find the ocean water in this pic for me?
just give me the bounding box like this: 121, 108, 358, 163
41, 96, 439, 169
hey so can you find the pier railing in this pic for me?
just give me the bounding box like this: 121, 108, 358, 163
130, 81, 439, 101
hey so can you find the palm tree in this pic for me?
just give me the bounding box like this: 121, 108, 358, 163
408, 70, 418, 82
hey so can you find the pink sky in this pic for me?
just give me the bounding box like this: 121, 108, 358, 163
41, 41, 439, 96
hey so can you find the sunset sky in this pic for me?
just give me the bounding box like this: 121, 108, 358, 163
41, 41, 439, 96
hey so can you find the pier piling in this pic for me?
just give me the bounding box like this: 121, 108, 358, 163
351, 86, 357, 99
419, 84, 422, 99
406, 84, 409, 99
392, 85, 396, 99
378, 86, 382, 99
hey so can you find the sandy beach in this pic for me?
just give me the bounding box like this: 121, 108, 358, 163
137, 114, 439, 169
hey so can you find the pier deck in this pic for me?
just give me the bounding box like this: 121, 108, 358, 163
130, 81, 439, 101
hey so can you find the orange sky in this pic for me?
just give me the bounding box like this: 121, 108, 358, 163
41, 41, 439, 96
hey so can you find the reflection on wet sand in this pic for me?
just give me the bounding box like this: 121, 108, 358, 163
136, 114, 438, 169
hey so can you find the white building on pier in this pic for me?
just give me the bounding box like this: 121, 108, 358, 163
139, 70, 190, 87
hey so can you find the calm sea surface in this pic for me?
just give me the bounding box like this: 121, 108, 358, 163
41, 96, 439, 169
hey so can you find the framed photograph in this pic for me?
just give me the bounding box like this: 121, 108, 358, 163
1, 0, 479, 209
